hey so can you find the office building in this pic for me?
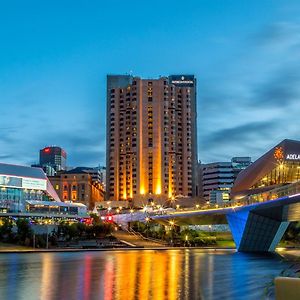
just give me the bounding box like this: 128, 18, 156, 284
82, 166, 106, 187
106, 75, 197, 204
39, 146, 67, 174
201, 157, 251, 204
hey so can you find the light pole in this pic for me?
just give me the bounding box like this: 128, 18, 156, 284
46, 222, 49, 249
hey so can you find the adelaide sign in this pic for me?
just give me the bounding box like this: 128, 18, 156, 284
286, 154, 300, 160
274, 146, 300, 161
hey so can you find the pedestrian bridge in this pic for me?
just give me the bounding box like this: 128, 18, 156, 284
115, 191, 300, 252
151, 192, 300, 252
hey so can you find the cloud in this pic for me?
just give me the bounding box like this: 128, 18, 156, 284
250, 66, 300, 108
203, 121, 278, 147
198, 21, 300, 163
199, 120, 283, 162
0, 154, 14, 160
0, 120, 106, 167
254, 22, 300, 51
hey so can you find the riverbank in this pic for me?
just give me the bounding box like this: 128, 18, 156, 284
0, 247, 237, 253
1, 244, 300, 257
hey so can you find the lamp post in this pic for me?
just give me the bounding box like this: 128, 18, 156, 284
46, 222, 49, 249
169, 220, 175, 246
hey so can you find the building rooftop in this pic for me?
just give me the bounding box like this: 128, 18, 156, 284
0, 163, 46, 179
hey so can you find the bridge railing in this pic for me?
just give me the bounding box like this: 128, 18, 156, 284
236, 180, 300, 207
147, 181, 300, 216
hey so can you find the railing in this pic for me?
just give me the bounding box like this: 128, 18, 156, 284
146, 181, 300, 216
114, 182, 300, 223
127, 227, 168, 245
236, 180, 300, 207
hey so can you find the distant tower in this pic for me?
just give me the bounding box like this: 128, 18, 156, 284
39, 146, 67, 174
106, 75, 198, 204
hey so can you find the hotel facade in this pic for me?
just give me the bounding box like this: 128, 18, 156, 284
106, 75, 198, 204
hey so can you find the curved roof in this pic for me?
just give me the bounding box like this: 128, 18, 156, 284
231, 139, 300, 199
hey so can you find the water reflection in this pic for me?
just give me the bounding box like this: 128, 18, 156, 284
0, 250, 291, 300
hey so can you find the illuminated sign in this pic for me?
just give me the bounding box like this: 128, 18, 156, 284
0, 175, 47, 190
169, 75, 194, 86
286, 154, 300, 160
22, 178, 47, 190
171, 79, 194, 84
171, 76, 194, 85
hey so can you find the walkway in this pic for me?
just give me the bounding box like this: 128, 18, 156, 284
113, 230, 166, 248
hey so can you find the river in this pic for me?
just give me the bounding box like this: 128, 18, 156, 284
0, 249, 296, 300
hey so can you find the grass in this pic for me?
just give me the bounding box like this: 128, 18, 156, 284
0, 242, 34, 251
216, 240, 236, 248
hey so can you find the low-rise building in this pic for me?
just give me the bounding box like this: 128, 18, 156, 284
49, 167, 105, 210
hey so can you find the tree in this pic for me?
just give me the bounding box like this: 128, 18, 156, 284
16, 218, 33, 245
0, 218, 13, 241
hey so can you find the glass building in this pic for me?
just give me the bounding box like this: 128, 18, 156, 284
0, 163, 86, 216
231, 139, 300, 203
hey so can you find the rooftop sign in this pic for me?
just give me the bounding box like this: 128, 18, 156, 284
169, 75, 194, 87
286, 154, 300, 160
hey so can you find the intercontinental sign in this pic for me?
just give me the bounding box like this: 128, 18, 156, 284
169, 75, 194, 87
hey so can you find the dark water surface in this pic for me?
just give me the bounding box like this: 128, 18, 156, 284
0, 249, 293, 300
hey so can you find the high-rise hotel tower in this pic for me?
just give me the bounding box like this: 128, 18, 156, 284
106, 75, 198, 203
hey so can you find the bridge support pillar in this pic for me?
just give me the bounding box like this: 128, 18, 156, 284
227, 211, 290, 252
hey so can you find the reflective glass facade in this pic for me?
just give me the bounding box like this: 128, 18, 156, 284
0, 187, 50, 212
251, 161, 300, 190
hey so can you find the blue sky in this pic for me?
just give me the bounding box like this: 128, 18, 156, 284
1, 0, 300, 166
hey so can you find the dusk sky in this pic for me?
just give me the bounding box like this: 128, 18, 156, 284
1, 0, 300, 167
